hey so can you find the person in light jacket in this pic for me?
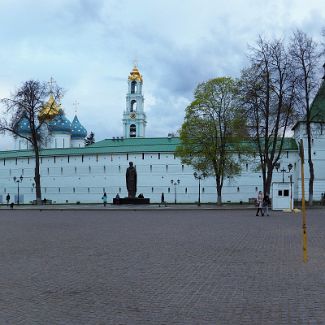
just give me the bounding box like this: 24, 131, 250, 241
256, 191, 264, 216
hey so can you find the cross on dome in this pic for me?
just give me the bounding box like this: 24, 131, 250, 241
48, 77, 56, 93
73, 100, 80, 114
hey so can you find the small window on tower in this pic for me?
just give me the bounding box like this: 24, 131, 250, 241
131, 81, 136, 94
130, 124, 136, 137
130, 100, 137, 112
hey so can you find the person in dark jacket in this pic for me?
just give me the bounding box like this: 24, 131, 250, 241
263, 194, 271, 216
6, 193, 10, 206
102, 192, 108, 207
160, 192, 167, 207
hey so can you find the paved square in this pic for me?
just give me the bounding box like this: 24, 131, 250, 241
1, 208, 325, 324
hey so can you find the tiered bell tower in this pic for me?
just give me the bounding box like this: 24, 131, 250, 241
123, 65, 147, 138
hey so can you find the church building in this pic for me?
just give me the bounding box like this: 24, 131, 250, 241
0, 66, 324, 206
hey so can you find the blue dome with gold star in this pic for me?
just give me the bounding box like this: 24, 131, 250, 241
71, 115, 87, 139
17, 114, 31, 134
48, 109, 72, 133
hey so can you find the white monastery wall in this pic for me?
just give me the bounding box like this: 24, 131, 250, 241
0, 148, 308, 205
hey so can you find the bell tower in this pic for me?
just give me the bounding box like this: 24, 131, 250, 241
123, 65, 147, 138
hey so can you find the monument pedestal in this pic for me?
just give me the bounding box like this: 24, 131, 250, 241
113, 197, 150, 205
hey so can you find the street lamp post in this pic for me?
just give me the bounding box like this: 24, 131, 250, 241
170, 179, 180, 204
13, 175, 23, 205
193, 172, 207, 206
275, 163, 293, 183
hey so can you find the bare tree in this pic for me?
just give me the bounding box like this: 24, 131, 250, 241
239, 36, 296, 196
289, 30, 322, 206
0, 80, 63, 204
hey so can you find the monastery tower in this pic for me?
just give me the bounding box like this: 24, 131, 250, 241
122, 65, 147, 138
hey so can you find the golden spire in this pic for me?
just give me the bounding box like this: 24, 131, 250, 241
38, 94, 61, 121
128, 64, 143, 82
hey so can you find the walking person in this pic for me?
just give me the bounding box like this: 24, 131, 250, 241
256, 190, 264, 216
160, 192, 167, 207
263, 193, 271, 216
102, 192, 108, 207
6, 193, 10, 206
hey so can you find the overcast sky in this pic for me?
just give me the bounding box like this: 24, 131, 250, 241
0, 0, 324, 149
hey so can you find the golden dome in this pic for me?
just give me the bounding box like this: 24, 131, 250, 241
128, 66, 143, 82
38, 94, 61, 121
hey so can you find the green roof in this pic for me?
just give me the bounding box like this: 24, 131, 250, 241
0, 137, 181, 159
242, 137, 298, 151
279, 137, 298, 150
0, 136, 297, 160
310, 79, 325, 122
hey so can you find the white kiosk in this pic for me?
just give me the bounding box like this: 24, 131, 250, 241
272, 182, 294, 211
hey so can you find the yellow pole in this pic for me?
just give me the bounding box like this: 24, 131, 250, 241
290, 175, 293, 212
299, 140, 308, 263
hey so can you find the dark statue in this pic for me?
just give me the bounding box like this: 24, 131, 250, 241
126, 161, 137, 198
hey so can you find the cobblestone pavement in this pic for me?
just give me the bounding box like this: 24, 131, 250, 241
0, 209, 325, 324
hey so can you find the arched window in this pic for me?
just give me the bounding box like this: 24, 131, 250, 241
130, 100, 137, 112
131, 81, 136, 94
130, 124, 136, 137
